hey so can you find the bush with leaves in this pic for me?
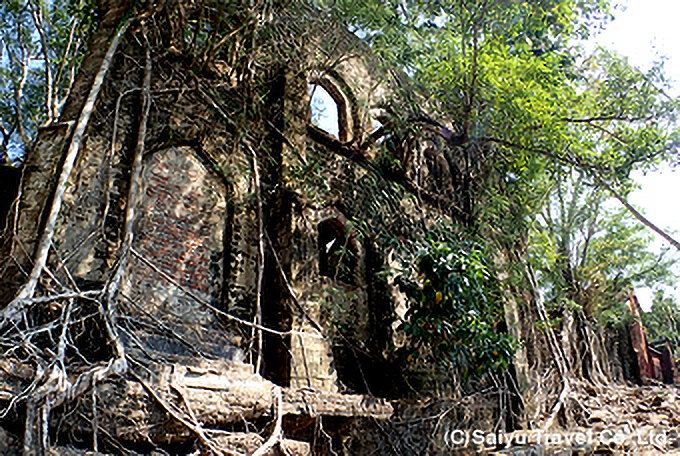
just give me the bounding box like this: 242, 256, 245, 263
395, 234, 515, 377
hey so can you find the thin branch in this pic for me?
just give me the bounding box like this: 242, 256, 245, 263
264, 231, 319, 387
598, 178, 680, 251
53, 18, 79, 120
92, 375, 99, 453
10, 289, 100, 306
265, 231, 323, 334
120, 292, 204, 357
543, 379, 571, 430
131, 372, 242, 456
584, 121, 628, 145
560, 114, 650, 123
101, 88, 140, 235
56, 298, 74, 368
247, 143, 266, 375
14, 52, 31, 147
29, 0, 55, 125
169, 381, 244, 456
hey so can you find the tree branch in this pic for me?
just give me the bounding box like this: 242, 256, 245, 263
560, 114, 651, 123
253, 387, 283, 456
486, 137, 613, 172
597, 178, 680, 251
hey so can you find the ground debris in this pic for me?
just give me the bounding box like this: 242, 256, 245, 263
1, 357, 392, 454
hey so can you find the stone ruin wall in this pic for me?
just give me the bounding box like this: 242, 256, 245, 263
0, 3, 560, 406
0, 1, 507, 402
0, 9, 668, 453
2, 13, 404, 394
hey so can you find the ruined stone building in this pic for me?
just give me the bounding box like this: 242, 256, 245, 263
0, 1, 473, 453
2, 1, 670, 454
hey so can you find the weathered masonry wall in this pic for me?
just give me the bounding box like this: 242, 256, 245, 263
0, 6, 424, 395
119, 147, 236, 357
127, 147, 226, 316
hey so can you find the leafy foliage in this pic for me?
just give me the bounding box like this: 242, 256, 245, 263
323, 0, 680, 369
336, 0, 677, 299
0, 0, 96, 163
528, 170, 676, 319
394, 232, 516, 376
329, 0, 679, 190
643, 290, 680, 356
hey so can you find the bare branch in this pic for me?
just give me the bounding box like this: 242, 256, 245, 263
245, 143, 266, 373
53, 18, 79, 120
597, 177, 680, 251
132, 371, 245, 456
12, 289, 100, 306
14, 53, 31, 148
560, 114, 652, 123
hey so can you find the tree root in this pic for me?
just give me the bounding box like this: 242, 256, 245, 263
253, 387, 283, 456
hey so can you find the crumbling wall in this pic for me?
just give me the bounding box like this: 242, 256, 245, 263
0, 3, 505, 453
120, 146, 236, 358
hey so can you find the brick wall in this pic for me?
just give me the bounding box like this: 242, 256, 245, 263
122, 147, 229, 351
136, 148, 224, 295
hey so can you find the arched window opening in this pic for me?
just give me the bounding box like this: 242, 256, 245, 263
318, 218, 357, 285
369, 110, 387, 145
309, 76, 353, 142
310, 84, 340, 138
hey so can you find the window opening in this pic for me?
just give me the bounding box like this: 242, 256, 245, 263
310, 84, 340, 138
318, 218, 356, 285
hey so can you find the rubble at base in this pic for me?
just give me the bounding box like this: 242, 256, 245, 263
0, 357, 392, 454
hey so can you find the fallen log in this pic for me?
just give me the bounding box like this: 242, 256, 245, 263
2, 357, 392, 449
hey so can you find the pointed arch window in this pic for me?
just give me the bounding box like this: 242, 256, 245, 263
310, 84, 340, 138
309, 75, 354, 143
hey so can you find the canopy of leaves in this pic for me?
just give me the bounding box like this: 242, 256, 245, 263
0, 0, 96, 163
326, 0, 680, 351
328, 0, 679, 190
